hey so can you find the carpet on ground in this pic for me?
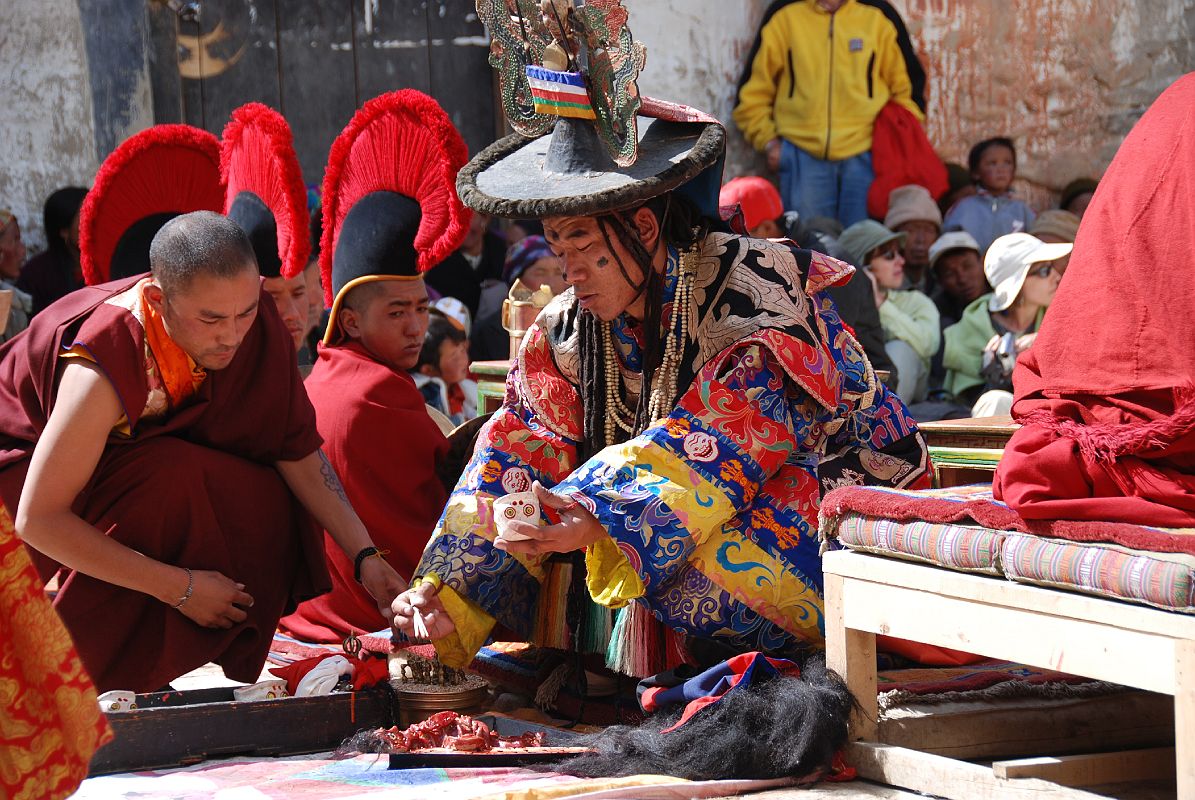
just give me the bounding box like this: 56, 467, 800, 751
71, 755, 796, 800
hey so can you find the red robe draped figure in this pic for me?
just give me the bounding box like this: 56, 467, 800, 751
280, 342, 448, 641
994, 73, 1195, 528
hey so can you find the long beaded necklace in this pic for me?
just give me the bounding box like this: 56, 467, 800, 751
602, 236, 699, 444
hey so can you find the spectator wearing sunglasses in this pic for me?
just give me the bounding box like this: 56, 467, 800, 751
943, 233, 1071, 415
840, 220, 940, 403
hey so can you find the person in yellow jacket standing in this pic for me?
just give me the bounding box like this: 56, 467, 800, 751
733, 0, 926, 226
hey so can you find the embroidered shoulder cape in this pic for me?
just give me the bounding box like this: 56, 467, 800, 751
417, 233, 930, 667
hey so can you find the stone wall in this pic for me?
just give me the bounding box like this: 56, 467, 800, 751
0, 0, 99, 252
632, 0, 1195, 210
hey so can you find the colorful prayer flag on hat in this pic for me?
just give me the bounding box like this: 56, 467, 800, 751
524, 66, 597, 120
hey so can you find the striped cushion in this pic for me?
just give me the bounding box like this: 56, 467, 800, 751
834, 515, 1004, 575
1001, 534, 1195, 613
829, 512, 1195, 614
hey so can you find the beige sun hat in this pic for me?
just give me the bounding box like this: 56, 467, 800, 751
984, 233, 1073, 311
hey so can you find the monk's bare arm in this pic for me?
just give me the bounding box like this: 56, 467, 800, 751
276, 451, 407, 617
16, 360, 253, 628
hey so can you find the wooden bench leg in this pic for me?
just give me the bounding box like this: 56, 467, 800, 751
823, 571, 877, 741
1177, 639, 1194, 798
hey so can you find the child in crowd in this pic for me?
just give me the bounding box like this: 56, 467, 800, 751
413, 310, 477, 426
943, 137, 1035, 254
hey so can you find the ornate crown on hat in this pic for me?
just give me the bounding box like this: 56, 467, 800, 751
221, 103, 311, 280
481, 0, 646, 167
80, 125, 225, 285
460, 0, 725, 220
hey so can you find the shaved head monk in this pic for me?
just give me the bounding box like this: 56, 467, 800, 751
0, 210, 405, 692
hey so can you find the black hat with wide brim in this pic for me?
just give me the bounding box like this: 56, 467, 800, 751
457, 114, 725, 220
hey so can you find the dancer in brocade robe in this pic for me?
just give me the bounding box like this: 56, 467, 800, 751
391, 12, 930, 674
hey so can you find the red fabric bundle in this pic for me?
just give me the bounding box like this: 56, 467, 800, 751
866, 101, 948, 220
994, 73, 1195, 527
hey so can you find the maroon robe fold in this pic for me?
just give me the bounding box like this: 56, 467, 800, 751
280, 341, 448, 642
993, 74, 1195, 527
0, 275, 330, 692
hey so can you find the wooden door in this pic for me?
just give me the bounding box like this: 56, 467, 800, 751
148, 0, 498, 188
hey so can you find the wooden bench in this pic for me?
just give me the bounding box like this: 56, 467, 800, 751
824, 548, 1195, 798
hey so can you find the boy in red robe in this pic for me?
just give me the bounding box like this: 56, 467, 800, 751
0, 127, 405, 693
280, 91, 467, 642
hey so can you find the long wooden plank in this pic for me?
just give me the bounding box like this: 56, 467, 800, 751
823, 551, 1195, 640
848, 742, 1114, 800
824, 572, 878, 741
991, 747, 1174, 785
878, 691, 1174, 760
839, 574, 1178, 694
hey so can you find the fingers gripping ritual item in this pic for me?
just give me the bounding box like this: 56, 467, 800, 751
80, 125, 224, 285
463, 0, 725, 220
319, 90, 472, 345
221, 103, 311, 279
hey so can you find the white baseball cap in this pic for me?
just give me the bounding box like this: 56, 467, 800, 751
928, 230, 981, 270
984, 233, 1073, 312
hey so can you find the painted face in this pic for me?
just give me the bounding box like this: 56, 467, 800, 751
543, 214, 648, 322
150, 266, 262, 371
1018, 260, 1063, 309
895, 220, 939, 268
343, 279, 431, 372
520, 255, 568, 296
0, 219, 26, 280
262, 273, 308, 351
437, 336, 470, 385
866, 243, 905, 290
934, 249, 986, 305
974, 144, 1015, 194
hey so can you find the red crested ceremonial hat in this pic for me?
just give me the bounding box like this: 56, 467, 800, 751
221, 103, 311, 279
319, 89, 471, 344
80, 124, 224, 285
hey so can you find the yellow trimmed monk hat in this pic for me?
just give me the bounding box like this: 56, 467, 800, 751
221, 103, 311, 280
319, 90, 471, 345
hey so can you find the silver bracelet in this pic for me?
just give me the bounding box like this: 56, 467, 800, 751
172, 568, 194, 609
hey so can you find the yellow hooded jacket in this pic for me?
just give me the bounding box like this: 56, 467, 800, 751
733, 0, 926, 161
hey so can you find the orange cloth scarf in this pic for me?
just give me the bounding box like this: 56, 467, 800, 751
143, 294, 206, 411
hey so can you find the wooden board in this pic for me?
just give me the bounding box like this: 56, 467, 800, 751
88, 686, 391, 776
848, 742, 1115, 800
275, 0, 358, 185
878, 691, 1175, 760
991, 747, 1175, 786
178, 0, 282, 132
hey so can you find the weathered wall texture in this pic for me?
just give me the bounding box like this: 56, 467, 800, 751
632, 0, 769, 177
903, 0, 1195, 208
0, 0, 100, 252
633, 0, 1194, 210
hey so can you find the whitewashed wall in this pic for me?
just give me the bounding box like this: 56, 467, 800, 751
0, 0, 100, 253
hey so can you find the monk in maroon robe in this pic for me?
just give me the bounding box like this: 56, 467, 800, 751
280, 89, 467, 642
0, 211, 404, 692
